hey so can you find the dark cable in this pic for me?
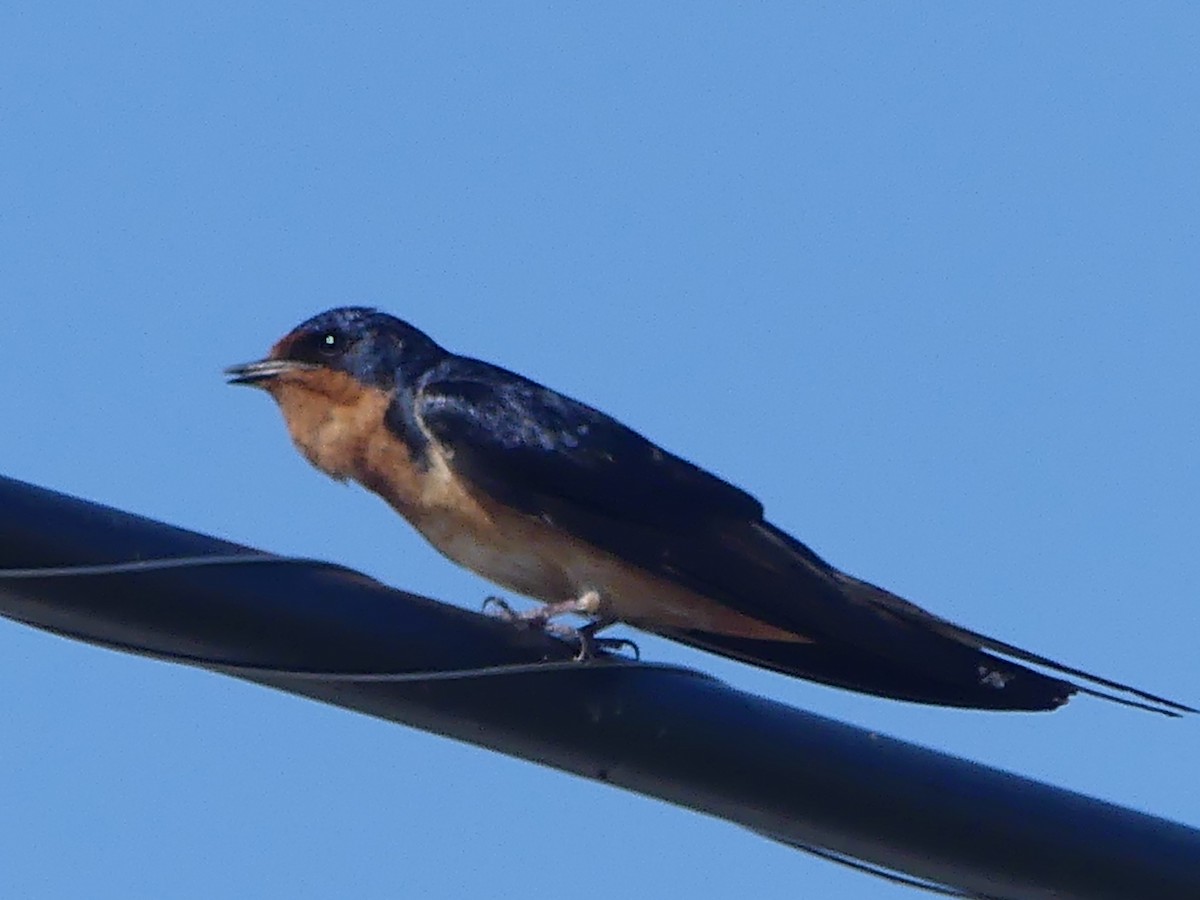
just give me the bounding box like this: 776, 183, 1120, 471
1, 553, 996, 898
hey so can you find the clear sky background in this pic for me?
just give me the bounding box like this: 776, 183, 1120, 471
2, 5, 1198, 899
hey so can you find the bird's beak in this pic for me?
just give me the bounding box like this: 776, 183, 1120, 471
224, 358, 318, 386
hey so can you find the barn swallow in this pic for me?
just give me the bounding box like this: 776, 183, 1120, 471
225, 307, 1195, 715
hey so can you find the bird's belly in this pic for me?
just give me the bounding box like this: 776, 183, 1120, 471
423, 517, 575, 602
417, 507, 804, 642
363, 437, 803, 642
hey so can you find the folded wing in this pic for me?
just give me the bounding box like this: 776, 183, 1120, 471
413, 358, 1192, 715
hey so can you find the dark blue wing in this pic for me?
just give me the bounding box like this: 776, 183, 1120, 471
412, 356, 764, 528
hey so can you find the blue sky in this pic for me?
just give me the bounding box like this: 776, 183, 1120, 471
2, 5, 1198, 898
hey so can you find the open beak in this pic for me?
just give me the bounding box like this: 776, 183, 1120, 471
224, 358, 318, 386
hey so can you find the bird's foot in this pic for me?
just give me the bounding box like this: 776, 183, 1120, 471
482, 595, 562, 629
482, 592, 602, 629
482, 598, 638, 660
574, 624, 640, 662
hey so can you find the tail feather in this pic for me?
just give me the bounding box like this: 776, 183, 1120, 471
932, 622, 1196, 715
749, 522, 1194, 716
1072, 685, 1187, 718
835, 573, 1196, 717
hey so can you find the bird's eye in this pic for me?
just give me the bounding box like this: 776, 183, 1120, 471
317, 332, 340, 355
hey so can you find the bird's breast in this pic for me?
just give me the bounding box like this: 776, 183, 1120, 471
268, 373, 394, 483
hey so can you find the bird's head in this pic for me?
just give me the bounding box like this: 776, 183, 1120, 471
224, 307, 447, 479
225, 306, 444, 397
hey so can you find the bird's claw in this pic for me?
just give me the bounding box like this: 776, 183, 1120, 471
574, 618, 638, 661
482, 595, 517, 618
576, 635, 640, 662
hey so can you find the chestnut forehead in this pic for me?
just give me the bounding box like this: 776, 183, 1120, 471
267, 329, 307, 359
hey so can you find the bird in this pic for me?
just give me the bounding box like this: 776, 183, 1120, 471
225, 306, 1194, 715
